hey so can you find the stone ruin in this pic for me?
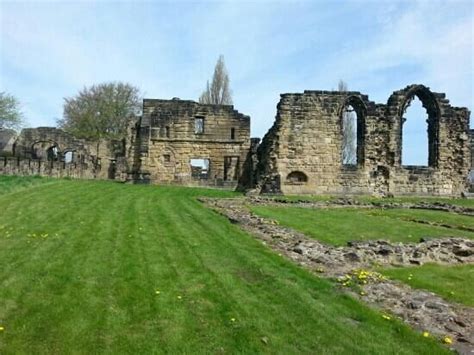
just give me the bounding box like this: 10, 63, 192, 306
0, 84, 471, 196
129, 98, 251, 186
253, 84, 471, 196
0, 99, 251, 188
0, 127, 126, 180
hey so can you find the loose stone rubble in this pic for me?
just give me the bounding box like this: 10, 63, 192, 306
202, 197, 474, 354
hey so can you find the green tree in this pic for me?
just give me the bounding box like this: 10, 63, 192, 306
58, 82, 142, 140
0, 91, 24, 131
199, 55, 233, 105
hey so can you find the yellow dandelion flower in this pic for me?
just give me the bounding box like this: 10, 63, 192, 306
443, 336, 452, 345
423, 331, 430, 337
177, 295, 182, 299
382, 315, 391, 320
155, 290, 161, 295
0, 326, 4, 331
230, 318, 236, 322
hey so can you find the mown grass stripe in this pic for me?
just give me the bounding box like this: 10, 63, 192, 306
0, 177, 448, 354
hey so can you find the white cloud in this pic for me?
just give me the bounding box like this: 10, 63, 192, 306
311, 1, 473, 109
0, 0, 472, 135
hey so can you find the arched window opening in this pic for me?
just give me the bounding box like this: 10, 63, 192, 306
32, 141, 58, 160
342, 104, 357, 165
286, 171, 308, 184
47, 146, 59, 161
400, 88, 440, 168
341, 97, 365, 167
402, 96, 429, 166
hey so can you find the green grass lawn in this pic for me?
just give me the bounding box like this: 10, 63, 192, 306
0, 175, 52, 194
381, 264, 474, 307
266, 194, 474, 208
360, 196, 474, 208
0, 176, 447, 354
366, 208, 474, 230
251, 206, 474, 246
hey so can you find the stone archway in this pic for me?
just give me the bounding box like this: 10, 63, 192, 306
31, 140, 60, 160
389, 85, 441, 168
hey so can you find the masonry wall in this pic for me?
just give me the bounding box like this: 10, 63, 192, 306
0, 127, 127, 181
254, 85, 471, 196
0, 129, 17, 156
133, 99, 251, 187
470, 130, 474, 170
0, 156, 95, 179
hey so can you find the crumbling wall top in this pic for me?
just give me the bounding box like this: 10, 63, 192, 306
0, 128, 17, 155
142, 98, 250, 124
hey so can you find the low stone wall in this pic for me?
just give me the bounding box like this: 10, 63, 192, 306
0, 156, 95, 179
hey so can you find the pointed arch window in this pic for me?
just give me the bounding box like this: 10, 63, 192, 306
341, 97, 366, 166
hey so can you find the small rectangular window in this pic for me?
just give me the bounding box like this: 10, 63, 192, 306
195, 116, 204, 134
231, 128, 235, 140
190, 158, 210, 179
64, 151, 74, 164
165, 126, 170, 138
163, 154, 170, 163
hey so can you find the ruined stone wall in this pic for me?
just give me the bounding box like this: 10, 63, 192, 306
385, 86, 470, 195
133, 99, 251, 187
253, 85, 471, 196
0, 129, 17, 156
237, 137, 260, 191
255, 91, 381, 194
1, 127, 127, 181
2, 87, 469, 195
0, 156, 95, 179
470, 129, 474, 171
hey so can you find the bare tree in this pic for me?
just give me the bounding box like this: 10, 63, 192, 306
199, 55, 233, 105
339, 80, 357, 165
0, 92, 25, 131
58, 82, 142, 141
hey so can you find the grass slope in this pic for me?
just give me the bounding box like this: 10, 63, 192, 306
0, 177, 446, 354
382, 264, 474, 307
251, 206, 474, 246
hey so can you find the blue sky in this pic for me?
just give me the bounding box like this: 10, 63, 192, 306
1, 0, 473, 164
